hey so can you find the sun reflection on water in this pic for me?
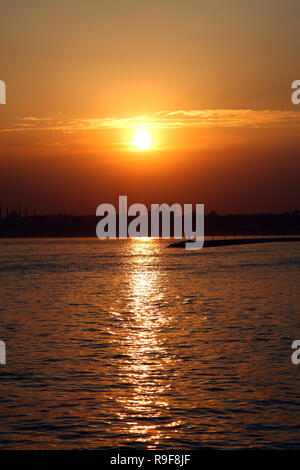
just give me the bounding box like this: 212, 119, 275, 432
115, 238, 180, 447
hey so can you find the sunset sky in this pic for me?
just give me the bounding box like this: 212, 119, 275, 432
0, 0, 299, 214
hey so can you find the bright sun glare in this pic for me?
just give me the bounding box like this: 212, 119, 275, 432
132, 129, 152, 151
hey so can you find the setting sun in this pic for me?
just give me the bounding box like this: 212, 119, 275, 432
132, 129, 152, 151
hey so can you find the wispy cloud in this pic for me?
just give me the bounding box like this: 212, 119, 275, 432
1, 109, 300, 133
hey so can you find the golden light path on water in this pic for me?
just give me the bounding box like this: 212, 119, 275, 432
114, 238, 182, 448
1, 238, 300, 449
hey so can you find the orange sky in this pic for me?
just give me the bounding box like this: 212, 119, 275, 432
0, 0, 299, 214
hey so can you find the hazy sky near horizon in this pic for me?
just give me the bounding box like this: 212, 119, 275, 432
0, 0, 299, 213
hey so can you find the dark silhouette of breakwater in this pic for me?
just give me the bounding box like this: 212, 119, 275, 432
168, 237, 300, 248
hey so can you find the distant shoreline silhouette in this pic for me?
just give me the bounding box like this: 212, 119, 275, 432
0, 210, 299, 238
